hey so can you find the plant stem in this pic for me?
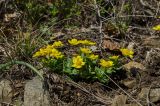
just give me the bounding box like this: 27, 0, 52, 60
0, 60, 44, 80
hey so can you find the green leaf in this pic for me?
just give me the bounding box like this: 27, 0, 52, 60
95, 67, 103, 77
106, 69, 113, 74
66, 57, 72, 68
63, 69, 72, 74
63, 57, 72, 74
92, 60, 97, 64
71, 69, 79, 75
95, 67, 109, 83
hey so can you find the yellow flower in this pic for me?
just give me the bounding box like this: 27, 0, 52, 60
99, 59, 114, 67
33, 51, 41, 57
50, 48, 63, 59
88, 41, 96, 45
80, 47, 92, 54
109, 55, 119, 60
79, 40, 96, 45
72, 56, 85, 68
52, 41, 63, 47
120, 48, 134, 58
68, 39, 80, 45
33, 47, 52, 58
88, 54, 99, 60
44, 47, 54, 55
46, 45, 54, 49
152, 25, 160, 31
32, 43, 64, 59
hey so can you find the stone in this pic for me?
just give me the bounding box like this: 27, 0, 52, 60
24, 77, 50, 106
0, 80, 13, 103
138, 87, 160, 103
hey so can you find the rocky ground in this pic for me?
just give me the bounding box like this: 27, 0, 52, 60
0, 27, 160, 106
0, 0, 160, 106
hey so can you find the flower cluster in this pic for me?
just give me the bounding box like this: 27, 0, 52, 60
71, 47, 99, 68
33, 41, 63, 59
33, 38, 135, 83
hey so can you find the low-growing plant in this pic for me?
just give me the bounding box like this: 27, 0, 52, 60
15, 0, 47, 24
33, 39, 134, 83
12, 30, 46, 61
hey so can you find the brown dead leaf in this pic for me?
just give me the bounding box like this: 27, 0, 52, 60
122, 79, 136, 88
102, 39, 120, 50
123, 61, 146, 72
